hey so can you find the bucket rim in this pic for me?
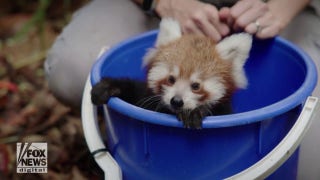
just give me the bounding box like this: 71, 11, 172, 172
90, 30, 318, 128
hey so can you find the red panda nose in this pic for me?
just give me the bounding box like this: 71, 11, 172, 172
170, 96, 184, 109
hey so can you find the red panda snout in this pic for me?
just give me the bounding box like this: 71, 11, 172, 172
162, 78, 201, 111
162, 76, 229, 111
170, 96, 184, 109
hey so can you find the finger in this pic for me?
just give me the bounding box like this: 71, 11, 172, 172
230, 0, 252, 18
196, 19, 222, 41
256, 23, 281, 39
235, 6, 267, 29
206, 17, 230, 38
219, 7, 230, 22
203, 12, 230, 37
230, 1, 252, 30
245, 14, 269, 35
257, 14, 282, 38
219, 7, 234, 29
199, 5, 226, 36
182, 20, 205, 36
191, 6, 225, 40
245, 20, 262, 34
245, 12, 280, 38
216, 22, 230, 37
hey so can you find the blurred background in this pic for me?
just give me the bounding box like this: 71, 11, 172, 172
0, 0, 105, 179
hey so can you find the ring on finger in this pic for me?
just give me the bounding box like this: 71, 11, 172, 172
254, 20, 261, 33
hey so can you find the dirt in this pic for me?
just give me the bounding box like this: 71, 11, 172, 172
0, 1, 104, 179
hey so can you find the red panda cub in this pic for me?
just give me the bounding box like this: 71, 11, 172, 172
91, 18, 252, 129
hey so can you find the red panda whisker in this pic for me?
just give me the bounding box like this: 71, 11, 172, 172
201, 104, 213, 116
136, 95, 162, 109
155, 102, 168, 113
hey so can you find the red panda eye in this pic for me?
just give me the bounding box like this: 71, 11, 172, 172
168, 75, 176, 85
191, 82, 200, 91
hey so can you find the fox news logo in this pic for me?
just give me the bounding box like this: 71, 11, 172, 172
16, 142, 47, 173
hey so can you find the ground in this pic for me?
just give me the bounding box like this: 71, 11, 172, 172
0, 0, 104, 179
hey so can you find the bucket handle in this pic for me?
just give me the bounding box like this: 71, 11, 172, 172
82, 75, 319, 180
81, 75, 122, 180
226, 96, 319, 180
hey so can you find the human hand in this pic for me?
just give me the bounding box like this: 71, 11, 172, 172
155, 0, 230, 42
219, 0, 285, 39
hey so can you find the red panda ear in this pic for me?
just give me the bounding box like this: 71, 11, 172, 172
143, 18, 182, 67
142, 48, 157, 67
216, 33, 253, 89
216, 33, 252, 62
155, 18, 182, 47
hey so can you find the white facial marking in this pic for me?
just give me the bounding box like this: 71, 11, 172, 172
172, 65, 180, 77
203, 77, 226, 105
162, 79, 201, 110
148, 62, 169, 90
190, 72, 201, 83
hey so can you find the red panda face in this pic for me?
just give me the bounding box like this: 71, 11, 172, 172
142, 18, 251, 126
146, 35, 236, 111
143, 18, 252, 113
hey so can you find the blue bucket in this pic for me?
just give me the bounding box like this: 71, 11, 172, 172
90, 31, 317, 179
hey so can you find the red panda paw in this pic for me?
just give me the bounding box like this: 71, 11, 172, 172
91, 78, 121, 105
177, 109, 203, 129
189, 109, 203, 129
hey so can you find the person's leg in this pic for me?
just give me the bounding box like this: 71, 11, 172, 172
45, 0, 159, 108
281, 7, 320, 180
